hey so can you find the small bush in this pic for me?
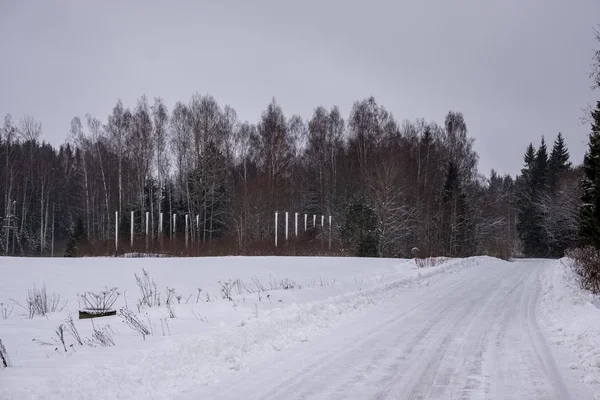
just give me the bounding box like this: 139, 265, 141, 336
0, 303, 13, 319
87, 320, 115, 347
0, 339, 11, 368
26, 284, 66, 318
166, 304, 176, 319
65, 314, 83, 346
219, 280, 234, 301
55, 324, 67, 352
79, 287, 120, 312
566, 246, 600, 294
119, 308, 151, 340
135, 269, 160, 310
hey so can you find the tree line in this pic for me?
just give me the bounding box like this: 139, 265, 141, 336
1, 94, 571, 258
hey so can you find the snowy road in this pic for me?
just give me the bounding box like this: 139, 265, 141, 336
182, 260, 592, 400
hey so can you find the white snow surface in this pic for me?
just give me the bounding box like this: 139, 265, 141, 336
0, 256, 597, 399
539, 257, 600, 394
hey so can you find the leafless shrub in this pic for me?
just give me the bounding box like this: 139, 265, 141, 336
0, 339, 11, 368
65, 314, 83, 346
566, 247, 600, 294
32, 338, 54, 347
55, 324, 67, 352
79, 287, 120, 312
195, 288, 202, 303
251, 277, 266, 293
86, 320, 115, 347
160, 318, 171, 336
306, 277, 336, 288
415, 257, 450, 268
119, 308, 151, 340
190, 308, 208, 323
167, 304, 176, 319
135, 269, 161, 310
219, 280, 234, 301
165, 287, 176, 305
26, 284, 66, 318
0, 303, 13, 319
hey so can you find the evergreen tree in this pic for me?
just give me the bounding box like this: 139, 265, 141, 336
581, 101, 600, 248
548, 132, 571, 188
64, 217, 87, 257
341, 196, 381, 257
441, 162, 468, 257
517, 143, 537, 256
532, 137, 549, 189
531, 137, 550, 256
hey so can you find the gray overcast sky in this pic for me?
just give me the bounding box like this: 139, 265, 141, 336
1, 0, 599, 177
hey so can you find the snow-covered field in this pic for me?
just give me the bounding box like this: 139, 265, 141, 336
0, 255, 470, 399
1, 255, 599, 399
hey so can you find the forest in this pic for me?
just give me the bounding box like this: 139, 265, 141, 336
0, 94, 584, 258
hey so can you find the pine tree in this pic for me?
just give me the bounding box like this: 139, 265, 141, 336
580, 101, 600, 248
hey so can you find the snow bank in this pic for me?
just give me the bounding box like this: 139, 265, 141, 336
0, 256, 484, 399
539, 258, 600, 391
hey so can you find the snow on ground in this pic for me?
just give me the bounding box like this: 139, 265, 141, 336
0, 255, 474, 400
539, 257, 600, 392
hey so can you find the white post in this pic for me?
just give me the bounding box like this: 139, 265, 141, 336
275, 212, 278, 247
321, 215, 324, 228
285, 212, 289, 240
304, 214, 307, 232
295, 212, 298, 237
159, 212, 163, 236
329, 215, 332, 250
196, 215, 199, 245
173, 213, 176, 240
185, 214, 189, 248
115, 211, 118, 252
313, 214, 316, 229
130, 211, 134, 248
51, 204, 55, 257
145, 212, 149, 250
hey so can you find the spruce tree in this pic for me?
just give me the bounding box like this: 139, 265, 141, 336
581, 101, 600, 248
64, 217, 87, 257
532, 138, 550, 256
441, 162, 468, 257
517, 143, 537, 256
548, 132, 571, 188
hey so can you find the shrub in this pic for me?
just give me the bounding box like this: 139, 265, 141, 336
26, 284, 66, 318
0, 303, 13, 319
566, 246, 600, 294
87, 320, 115, 347
119, 308, 151, 340
135, 269, 160, 310
79, 287, 120, 312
